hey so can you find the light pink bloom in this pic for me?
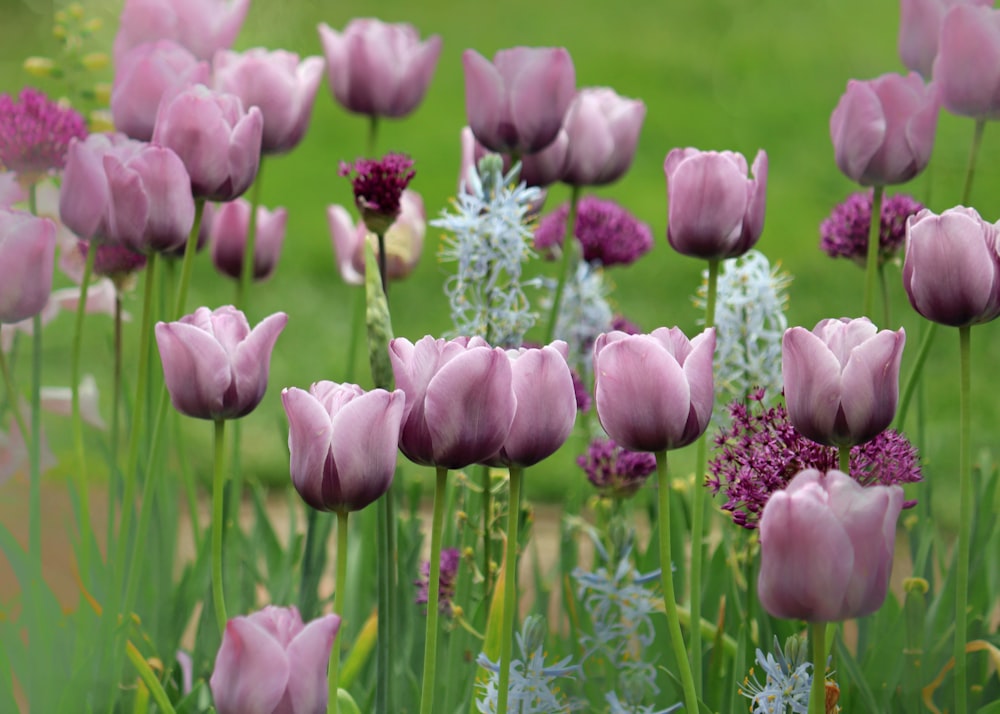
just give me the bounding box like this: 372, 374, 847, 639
113, 0, 250, 65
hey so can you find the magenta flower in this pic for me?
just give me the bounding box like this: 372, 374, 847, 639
415, 547, 462, 616
899, 0, 993, 79
282, 381, 405, 513
389, 335, 516, 470
560, 87, 646, 186
0, 208, 57, 323
932, 3, 1000, 119
578, 437, 657, 499
155, 305, 287, 420
593, 327, 715, 452
757, 469, 904, 622
0, 88, 87, 183
819, 190, 924, 266
317, 19, 442, 119
78, 241, 147, 286
113, 0, 250, 64
533, 196, 653, 266
210, 605, 340, 714
664, 148, 768, 260
339, 153, 415, 235
209, 198, 287, 281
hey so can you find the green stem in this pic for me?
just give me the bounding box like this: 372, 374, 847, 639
954, 325, 972, 714
418, 467, 448, 714
174, 199, 205, 319
0, 345, 35, 562
366, 116, 378, 157
70, 243, 96, 574
808, 621, 827, 714
375, 493, 391, 713
878, 263, 891, 329
107, 289, 122, 560
894, 322, 937, 432
328, 510, 348, 714
29, 314, 42, 566
495, 466, 523, 714
236, 161, 264, 311
481, 464, 493, 595
544, 185, 581, 343
961, 120, 986, 206
863, 185, 884, 320
212, 418, 229, 634
125, 642, 176, 714
839, 445, 851, 474
655, 451, 699, 713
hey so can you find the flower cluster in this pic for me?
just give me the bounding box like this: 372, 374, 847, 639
533, 196, 653, 267
577, 437, 657, 498
739, 636, 814, 714
554, 262, 613, 371
339, 152, 416, 234
0, 88, 87, 181
820, 190, 923, 266
414, 547, 461, 616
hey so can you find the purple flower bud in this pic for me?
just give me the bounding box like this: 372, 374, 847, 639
593, 327, 715, 452
782, 318, 905, 448
338, 153, 415, 235
0, 208, 56, 323
819, 190, 924, 266
209, 199, 287, 281
932, 4, 1000, 119
578, 437, 657, 499
899, 0, 993, 79
0, 87, 87, 182
533, 196, 653, 267
829, 73, 939, 186
113, 0, 250, 64
317, 19, 442, 119
664, 148, 767, 260
757, 469, 904, 622
415, 547, 462, 616
210, 605, 340, 714
282, 382, 405, 512
560, 87, 645, 187
155, 305, 287, 420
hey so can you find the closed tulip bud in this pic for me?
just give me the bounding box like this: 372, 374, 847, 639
155, 305, 287, 420
782, 318, 905, 447
282, 382, 405, 512
111, 40, 210, 141
210, 605, 340, 714
757, 469, 904, 622
113, 0, 250, 65
560, 87, 645, 187
902, 206, 1000, 326
214, 48, 325, 154
463, 46, 576, 155
389, 335, 516, 469
209, 199, 287, 281
153, 85, 262, 201
593, 327, 715, 453
932, 4, 1000, 119
829, 73, 939, 186
317, 18, 442, 119
664, 148, 768, 260
899, 0, 993, 79
0, 208, 57, 323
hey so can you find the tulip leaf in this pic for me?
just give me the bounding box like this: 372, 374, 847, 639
833, 629, 880, 713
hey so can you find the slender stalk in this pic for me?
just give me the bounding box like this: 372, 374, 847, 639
544, 185, 581, 343
173, 200, 205, 319
655, 450, 699, 713
954, 325, 972, 714
375, 494, 391, 713
894, 321, 937, 432
236, 162, 264, 310
495, 466, 523, 714
29, 315, 42, 565
839, 445, 851, 474
212, 418, 229, 634
961, 120, 986, 206
0, 348, 34, 560
125, 642, 176, 714
328, 510, 349, 714
808, 621, 827, 714
481, 464, 493, 595
367, 116, 379, 157
418, 467, 449, 714
862, 185, 885, 320
878, 263, 891, 329
106, 289, 123, 556
70, 243, 96, 574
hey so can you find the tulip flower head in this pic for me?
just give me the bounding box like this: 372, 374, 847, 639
0, 208, 57, 323
664, 148, 768, 260
559, 87, 646, 187
155, 305, 287, 420
209, 198, 287, 281
757, 469, 904, 622
113, 0, 251, 64
932, 3, 1000, 119
0, 88, 87, 184
533, 196, 653, 267
210, 605, 340, 714
899, 0, 994, 79
339, 153, 415, 235
820, 190, 924, 266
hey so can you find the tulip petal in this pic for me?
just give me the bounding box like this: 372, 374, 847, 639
830, 80, 886, 185
283, 387, 335, 511
500, 346, 576, 466
327, 204, 364, 285
463, 50, 507, 152
155, 321, 230, 419
210, 617, 290, 714
281, 614, 341, 714
840, 328, 904, 443
231, 311, 287, 418
781, 327, 844, 445
667, 153, 748, 258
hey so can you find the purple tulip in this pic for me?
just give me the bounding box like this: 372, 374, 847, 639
483, 341, 576, 468
899, 0, 993, 79
757, 469, 904, 622
209, 199, 287, 281
782, 318, 905, 448
113, 0, 250, 65
210, 605, 340, 714
111, 40, 210, 141
155, 305, 287, 420
593, 327, 715, 453
389, 335, 516, 469
932, 4, 1000, 119
317, 18, 442, 119
463, 47, 576, 155
664, 148, 768, 260
0, 208, 56, 323
903, 206, 1000, 326
560, 87, 646, 187
282, 382, 405, 512
214, 48, 325, 155
152, 85, 263, 201
829, 73, 940, 186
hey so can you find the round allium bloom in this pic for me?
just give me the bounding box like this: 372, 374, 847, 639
577, 437, 657, 499
820, 190, 924, 266
79, 240, 147, 288
533, 196, 652, 267
707, 389, 921, 529
339, 153, 415, 235
415, 547, 461, 616
0, 88, 87, 181
570, 368, 591, 412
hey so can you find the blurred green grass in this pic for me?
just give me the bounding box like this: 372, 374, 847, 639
4, 0, 998, 526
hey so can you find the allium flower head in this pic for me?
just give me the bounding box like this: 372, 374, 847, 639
533, 196, 653, 267
707, 389, 921, 529
79, 240, 147, 288
820, 190, 924, 266
578, 437, 656, 498
339, 152, 415, 235
415, 547, 461, 616
0, 88, 87, 182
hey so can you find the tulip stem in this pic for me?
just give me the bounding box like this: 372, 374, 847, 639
495, 466, 523, 714
808, 621, 827, 714
236, 160, 264, 311
212, 418, 229, 635
655, 450, 700, 713
954, 325, 972, 714
107, 289, 123, 556
961, 120, 986, 206
70, 243, 96, 575
894, 321, 937, 432
544, 185, 581, 343
481, 464, 493, 595
878, 263, 891, 329
173, 199, 205, 319
862, 185, 884, 321
367, 115, 379, 156
839, 445, 851, 474
418, 466, 448, 714
328, 509, 348, 714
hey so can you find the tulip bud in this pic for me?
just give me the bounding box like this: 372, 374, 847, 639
209, 199, 287, 281
0, 209, 57, 323
113, 0, 250, 65
899, 0, 993, 79
560, 87, 645, 187
932, 4, 1000, 119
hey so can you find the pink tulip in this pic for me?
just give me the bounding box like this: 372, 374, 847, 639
782, 318, 905, 448
282, 382, 405, 512
155, 305, 287, 420
113, 0, 250, 65
664, 148, 768, 260
560, 87, 645, 186
758, 469, 904, 622
210, 605, 340, 714
318, 18, 442, 119
932, 4, 1000, 119
899, 0, 993, 79
209, 199, 287, 281
593, 327, 715, 452
389, 335, 516, 469
0, 208, 56, 323
829, 72, 939, 186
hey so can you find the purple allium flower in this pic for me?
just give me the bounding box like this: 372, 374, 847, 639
571, 367, 591, 412
79, 240, 147, 284
0, 88, 87, 181
820, 190, 924, 266
610, 314, 642, 335
533, 196, 653, 267
339, 152, 415, 235
578, 437, 657, 499
707, 389, 921, 529
415, 547, 461, 616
